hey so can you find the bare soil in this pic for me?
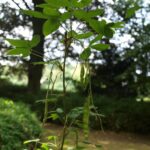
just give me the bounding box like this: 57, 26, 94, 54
42, 123, 150, 150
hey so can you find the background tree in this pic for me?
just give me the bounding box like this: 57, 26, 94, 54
0, 0, 45, 93
79, 0, 150, 99
28, 0, 45, 93
1, 0, 150, 98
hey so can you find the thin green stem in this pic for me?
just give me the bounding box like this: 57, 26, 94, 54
66, 61, 79, 89
63, 50, 67, 95
43, 65, 54, 125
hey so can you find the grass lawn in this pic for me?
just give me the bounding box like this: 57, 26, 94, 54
42, 123, 150, 150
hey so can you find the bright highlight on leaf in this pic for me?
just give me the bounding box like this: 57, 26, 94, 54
7, 48, 30, 57
6, 39, 29, 48
24, 139, 40, 144
107, 22, 124, 29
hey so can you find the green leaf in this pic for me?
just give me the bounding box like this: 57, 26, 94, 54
87, 9, 104, 17
73, 10, 87, 20
104, 22, 124, 38
125, 4, 140, 18
43, 7, 60, 16
43, 19, 60, 36
91, 44, 110, 51
45, 0, 69, 8
36, 3, 51, 8
21, 10, 48, 19
104, 27, 114, 38
6, 39, 29, 48
67, 107, 83, 119
68, 30, 77, 38
75, 32, 93, 39
90, 34, 103, 45
30, 35, 40, 48
49, 113, 59, 120
24, 139, 40, 144
60, 12, 72, 22
35, 98, 57, 103
41, 143, 49, 150
88, 19, 106, 34
47, 136, 57, 141
74, 9, 103, 21
7, 48, 31, 57
80, 64, 85, 85
80, 0, 92, 7
70, 0, 83, 8
107, 22, 124, 29
80, 48, 91, 60
88, 20, 100, 33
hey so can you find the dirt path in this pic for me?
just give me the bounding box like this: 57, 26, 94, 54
42, 123, 150, 150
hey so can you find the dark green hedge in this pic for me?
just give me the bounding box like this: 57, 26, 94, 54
0, 99, 42, 150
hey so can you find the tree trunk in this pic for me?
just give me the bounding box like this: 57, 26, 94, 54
27, 0, 44, 93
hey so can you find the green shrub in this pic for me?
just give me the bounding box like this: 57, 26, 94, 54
0, 78, 12, 88
0, 98, 42, 150
1, 83, 150, 135
92, 96, 150, 134
49, 94, 150, 134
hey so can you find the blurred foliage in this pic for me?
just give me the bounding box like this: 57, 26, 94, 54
80, 0, 150, 98
56, 95, 150, 134
1, 0, 150, 97
0, 98, 42, 150
56, 94, 150, 134
1, 83, 150, 135
92, 95, 150, 134
0, 1, 150, 146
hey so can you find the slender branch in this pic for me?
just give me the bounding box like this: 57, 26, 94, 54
62, 32, 68, 95
22, 0, 31, 10
51, 72, 61, 94
12, 0, 22, 9
31, 49, 62, 63
42, 65, 54, 125
66, 61, 79, 89
63, 56, 67, 95
88, 61, 104, 132
60, 117, 68, 150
